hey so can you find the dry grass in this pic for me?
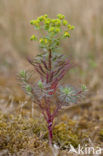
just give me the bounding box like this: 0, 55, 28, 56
0, 0, 103, 86
0, 0, 103, 155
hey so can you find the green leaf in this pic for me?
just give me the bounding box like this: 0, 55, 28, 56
38, 81, 43, 89
81, 84, 87, 91
20, 70, 26, 78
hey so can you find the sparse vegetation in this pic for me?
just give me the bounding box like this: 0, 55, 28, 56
0, 0, 103, 155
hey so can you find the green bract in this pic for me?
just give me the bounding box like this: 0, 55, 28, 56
61, 87, 73, 95
30, 14, 75, 51
38, 80, 43, 89
60, 86, 75, 96
30, 35, 37, 41
64, 32, 70, 38
26, 85, 32, 93
57, 13, 65, 20
20, 70, 26, 78
62, 20, 68, 26
81, 84, 87, 91
68, 24, 75, 30
49, 27, 55, 32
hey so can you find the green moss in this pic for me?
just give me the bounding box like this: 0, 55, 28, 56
99, 129, 103, 141
53, 122, 79, 149
0, 112, 47, 153
0, 111, 102, 154
0, 112, 81, 153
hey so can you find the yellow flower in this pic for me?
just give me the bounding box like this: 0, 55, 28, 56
44, 14, 48, 18
57, 14, 65, 20
44, 39, 48, 44
39, 38, 48, 44
62, 20, 68, 26
49, 27, 55, 32
55, 28, 60, 33
64, 32, 70, 38
68, 24, 75, 30
55, 19, 61, 26
39, 38, 43, 43
30, 35, 37, 41
37, 16, 44, 21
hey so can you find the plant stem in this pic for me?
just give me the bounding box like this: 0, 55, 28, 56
48, 118, 53, 145
48, 49, 52, 71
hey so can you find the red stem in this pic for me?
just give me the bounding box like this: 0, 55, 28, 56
48, 116, 53, 145
48, 49, 52, 71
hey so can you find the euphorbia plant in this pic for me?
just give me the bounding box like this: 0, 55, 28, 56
19, 14, 87, 145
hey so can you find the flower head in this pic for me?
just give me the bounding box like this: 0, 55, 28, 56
57, 14, 65, 20
67, 24, 75, 30
64, 32, 70, 38
30, 35, 37, 41
62, 20, 68, 26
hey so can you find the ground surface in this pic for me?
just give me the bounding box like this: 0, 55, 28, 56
0, 0, 103, 155
0, 76, 103, 156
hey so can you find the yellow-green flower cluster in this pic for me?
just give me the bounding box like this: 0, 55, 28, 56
39, 38, 49, 48
30, 14, 48, 29
39, 38, 48, 44
67, 24, 75, 30
57, 14, 65, 20
62, 20, 68, 26
49, 27, 60, 33
51, 19, 61, 27
30, 35, 37, 41
30, 20, 40, 29
64, 32, 70, 38
30, 14, 74, 32
30, 14, 75, 49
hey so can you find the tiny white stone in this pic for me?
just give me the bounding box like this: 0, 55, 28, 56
53, 144, 59, 150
